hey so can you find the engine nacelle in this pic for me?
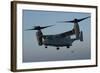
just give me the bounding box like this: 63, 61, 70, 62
36, 30, 43, 46
80, 31, 83, 41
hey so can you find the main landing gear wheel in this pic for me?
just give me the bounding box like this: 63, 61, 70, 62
45, 46, 47, 48
56, 47, 60, 50
67, 46, 70, 48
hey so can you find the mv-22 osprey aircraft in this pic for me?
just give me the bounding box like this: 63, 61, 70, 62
27, 16, 90, 50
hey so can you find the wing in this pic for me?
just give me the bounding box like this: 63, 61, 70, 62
59, 29, 75, 37
42, 29, 75, 39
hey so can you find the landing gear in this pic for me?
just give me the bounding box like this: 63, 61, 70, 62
45, 46, 47, 48
67, 46, 70, 48
56, 47, 60, 50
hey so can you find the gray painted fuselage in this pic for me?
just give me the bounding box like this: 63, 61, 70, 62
43, 35, 75, 47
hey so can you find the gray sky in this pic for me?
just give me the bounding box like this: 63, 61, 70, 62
22, 10, 91, 63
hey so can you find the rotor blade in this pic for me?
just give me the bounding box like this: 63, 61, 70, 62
25, 28, 36, 31
77, 16, 90, 22
57, 20, 74, 23
57, 16, 90, 23
40, 25, 54, 29
25, 25, 54, 31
